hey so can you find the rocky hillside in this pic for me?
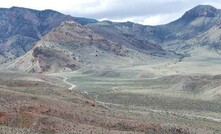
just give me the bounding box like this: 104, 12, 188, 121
87, 21, 165, 56
0, 7, 97, 63
3, 5, 221, 73
7, 21, 128, 73
88, 5, 221, 55
162, 5, 220, 40
159, 5, 221, 53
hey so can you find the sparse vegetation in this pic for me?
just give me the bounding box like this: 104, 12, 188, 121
0, 4, 221, 134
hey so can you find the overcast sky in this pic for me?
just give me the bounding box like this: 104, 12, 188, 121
0, 0, 221, 25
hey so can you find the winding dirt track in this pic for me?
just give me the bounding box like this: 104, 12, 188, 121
60, 76, 221, 123
59, 76, 76, 91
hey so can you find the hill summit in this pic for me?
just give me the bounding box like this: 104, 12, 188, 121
182, 5, 218, 19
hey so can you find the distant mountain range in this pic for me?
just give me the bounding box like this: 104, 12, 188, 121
0, 6, 97, 63
1, 5, 221, 73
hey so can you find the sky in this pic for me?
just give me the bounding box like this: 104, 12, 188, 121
0, 0, 221, 25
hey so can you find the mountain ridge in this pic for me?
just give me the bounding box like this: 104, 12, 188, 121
2, 5, 221, 73
0, 6, 97, 63
6, 21, 129, 73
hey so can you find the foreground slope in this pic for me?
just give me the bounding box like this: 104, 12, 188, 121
0, 72, 200, 134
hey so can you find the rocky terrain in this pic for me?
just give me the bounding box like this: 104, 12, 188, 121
6, 5, 221, 74
0, 4, 221, 134
6, 21, 128, 73
0, 7, 97, 63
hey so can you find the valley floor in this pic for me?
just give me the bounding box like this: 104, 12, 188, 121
1, 58, 221, 133
49, 63, 221, 134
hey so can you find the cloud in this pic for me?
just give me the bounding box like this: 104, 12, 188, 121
138, 12, 184, 26
0, 0, 221, 25
142, 15, 167, 26
61, 0, 221, 25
